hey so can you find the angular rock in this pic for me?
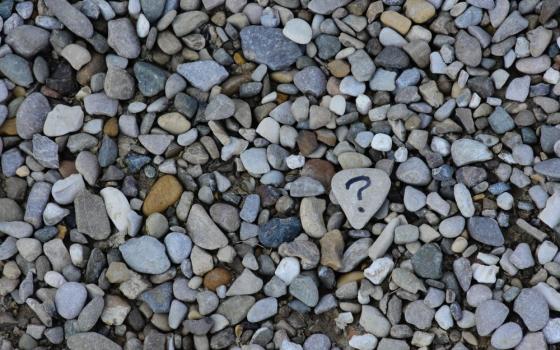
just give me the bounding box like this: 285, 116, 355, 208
240, 26, 303, 70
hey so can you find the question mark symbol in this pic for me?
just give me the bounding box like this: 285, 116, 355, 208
345, 176, 372, 213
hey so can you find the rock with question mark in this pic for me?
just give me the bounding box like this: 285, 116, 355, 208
331, 168, 391, 229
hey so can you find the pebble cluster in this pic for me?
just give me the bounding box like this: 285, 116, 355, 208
0, 0, 560, 349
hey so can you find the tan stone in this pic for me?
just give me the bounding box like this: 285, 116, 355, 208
380, 11, 412, 35
327, 60, 350, 78
405, 0, 436, 24
103, 117, 118, 137
320, 230, 344, 271
203, 267, 232, 291
106, 262, 131, 283
142, 175, 183, 215
300, 197, 327, 238
337, 271, 364, 288
157, 112, 191, 134
101, 295, 131, 326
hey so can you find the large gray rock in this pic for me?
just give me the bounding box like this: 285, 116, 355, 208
294, 66, 327, 97
186, 204, 228, 250
514, 288, 549, 331
451, 139, 493, 166
55, 282, 87, 319
74, 190, 111, 240
67, 333, 121, 350
467, 217, 504, 246
176, 60, 229, 92
119, 236, 171, 274
411, 244, 443, 279
475, 300, 509, 336
240, 26, 303, 70
134, 62, 167, 97
44, 0, 94, 38
32, 134, 59, 168
491, 322, 523, 349
24, 182, 51, 228
5, 25, 50, 58
0, 53, 33, 87
455, 30, 482, 67
535, 159, 560, 178
396, 157, 431, 186
104, 68, 135, 100
107, 18, 140, 59
289, 274, 319, 307
16, 92, 51, 139
307, 0, 351, 14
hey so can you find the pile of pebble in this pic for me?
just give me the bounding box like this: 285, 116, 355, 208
1, 0, 560, 349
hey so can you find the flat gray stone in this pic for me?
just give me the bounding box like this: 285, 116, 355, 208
451, 139, 493, 166
44, 0, 94, 38
226, 269, 263, 296
67, 333, 121, 350
455, 30, 482, 67
134, 62, 167, 97
119, 236, 171, 274
104, 68, 135, 100
186, 204, 228, 250
74, 190, 111, 240
240, 26, 303, 70
107, 18, 140, 59
55, 282, 87, 319
307, 0, 351, 14
514, 288, 549, 331
247, 297, 278, 322
492, 11, 528, 43
289, 274, 319, 307
360, 305, 391, 337
534, 159, 560, 178
205, 94, 235, 120
404, 300, 435, 330
467, 216, 504, 246
77, 296, 104, 332
31, 135, 58, 169
16, 92, 51, 139
5, 25, 50, 58
396, 157, 431, 186
294, 66, 326, 97
177, 60, 229, 92
411, 243, 443, 279
491, 322, 523, 349
488, 107, 515, 134
475, 300, 509, 336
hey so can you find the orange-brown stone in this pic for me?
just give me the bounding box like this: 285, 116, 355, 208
203, 267, 232, 291
103, 117, 118, 137
0, 118, 17, 136
142, 175, 183, 215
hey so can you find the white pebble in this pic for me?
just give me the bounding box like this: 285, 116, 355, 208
282, 18, 312, 45
275, 257, 300, 284
286, 155, 305, 169
370, 133, 392, 152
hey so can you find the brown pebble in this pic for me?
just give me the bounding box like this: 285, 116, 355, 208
203, 267, 232, 290
142, 175, 183, 215
58, 160, 77, 178
327, 60, 350, 78
296, 130, 318, 156
301, 159, 336, 189
104, 118, 119, 137
0, 118, 17, 136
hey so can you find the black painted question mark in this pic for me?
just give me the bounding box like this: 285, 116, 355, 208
345, 176, 371, 213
